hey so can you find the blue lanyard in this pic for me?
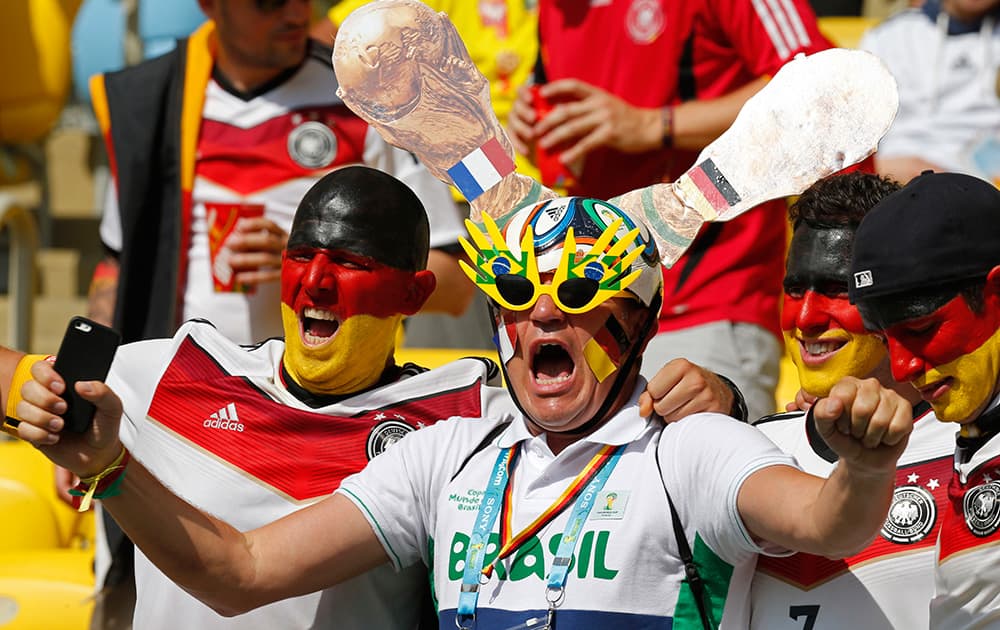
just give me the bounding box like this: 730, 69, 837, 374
455, 443, 625, 628
457, 446, 520, 626
547, 445, 624, 595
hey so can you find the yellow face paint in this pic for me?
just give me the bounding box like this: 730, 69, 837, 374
784, 329, 888, 397
281, 303, 401, 396
914, 326, 1000, 423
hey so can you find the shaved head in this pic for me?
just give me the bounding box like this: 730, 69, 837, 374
288, 166, 430, 271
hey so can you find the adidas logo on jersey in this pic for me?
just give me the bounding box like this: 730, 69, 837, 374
203, 402, 245, 432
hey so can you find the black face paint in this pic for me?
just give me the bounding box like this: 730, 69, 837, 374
784, 226, 854, 298
288, 166, 430, 271
254, 0, 289, 12
856, 284, 968, 332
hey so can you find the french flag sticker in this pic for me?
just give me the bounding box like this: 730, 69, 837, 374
447, 138, 516, 201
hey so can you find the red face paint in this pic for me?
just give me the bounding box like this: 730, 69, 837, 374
884, 294, 1000, 382
281, 248, 416, 320
781, 290, 869, 337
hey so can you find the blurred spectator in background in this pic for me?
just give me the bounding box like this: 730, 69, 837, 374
312, 0, 539, 349
862, 0, 1000, 183
88, 0, 471, 347
508, 0, 832, 420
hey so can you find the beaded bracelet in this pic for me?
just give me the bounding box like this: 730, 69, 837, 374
69, 447, 131, 512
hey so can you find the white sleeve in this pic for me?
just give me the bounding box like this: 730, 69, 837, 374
660, 413, 798, 565
337, 417, 500, 571
362, 126, 466, 249
98, 178, 122, 254
106, 338, 176, 450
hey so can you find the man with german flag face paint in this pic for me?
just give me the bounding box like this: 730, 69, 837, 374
14, 194, 917, 630
850, 171, 1000, 628
280, 166, 436, 396
751, 172, 956, 630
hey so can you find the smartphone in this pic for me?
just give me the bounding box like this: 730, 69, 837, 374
52, 316, 121, 433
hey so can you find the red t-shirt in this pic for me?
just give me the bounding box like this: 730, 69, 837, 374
538, 0, 832, 339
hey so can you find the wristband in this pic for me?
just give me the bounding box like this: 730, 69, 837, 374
660, 105, 674, 148
69, 446, 131, 512
714, 373, 748, 423
3, 354, 55, 438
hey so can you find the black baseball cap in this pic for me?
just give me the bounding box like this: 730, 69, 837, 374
850, 171, 1000, 303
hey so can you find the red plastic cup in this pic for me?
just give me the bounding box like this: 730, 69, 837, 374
206, 202, 265, 293
531, 85, 579, 190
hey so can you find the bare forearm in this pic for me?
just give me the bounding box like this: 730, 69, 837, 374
739, 463, 895, 559
106, 461, 388, 616
103, 458, 261, 615
807, 462, 895, 557
671, 77, 769, 150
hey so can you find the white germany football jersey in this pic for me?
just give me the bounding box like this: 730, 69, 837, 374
753, 403, 955, 629
110, 320, 511, 629
932, 398, 1000, 628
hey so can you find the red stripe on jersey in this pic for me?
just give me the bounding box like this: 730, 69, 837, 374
146, 336, 484, 501
757, 456, 952, 589
939, 453, 1000, 562
195, 105, 369, 195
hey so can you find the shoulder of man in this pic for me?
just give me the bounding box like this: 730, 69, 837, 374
307, 38, 335, 72
101, 41, 185, 88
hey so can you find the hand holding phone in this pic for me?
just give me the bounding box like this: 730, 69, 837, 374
52, 317, 121, 433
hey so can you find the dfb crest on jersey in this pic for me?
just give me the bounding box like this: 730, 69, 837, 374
880, 485, 936, 544
964, 481, 1000, 537
626, 0, 664, 44
366, 417, 413, 460
288, 120, 338, 169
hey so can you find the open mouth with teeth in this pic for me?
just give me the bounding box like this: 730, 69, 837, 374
532, 342, 576, 388
300, 307, 340, 346
798, 338, 846, 364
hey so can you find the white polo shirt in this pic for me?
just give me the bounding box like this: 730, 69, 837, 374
339, 383, 796, 629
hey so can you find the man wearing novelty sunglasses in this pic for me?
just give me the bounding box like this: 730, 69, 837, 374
16, 196, 911, 629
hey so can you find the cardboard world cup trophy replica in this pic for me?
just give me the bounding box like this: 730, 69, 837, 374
332, 0, 898, 267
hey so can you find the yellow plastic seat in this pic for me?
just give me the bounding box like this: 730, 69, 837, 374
0, 480, 61, 551
0, 0, 71, 144
0, 440, 95, 549
0, 549, 94, 630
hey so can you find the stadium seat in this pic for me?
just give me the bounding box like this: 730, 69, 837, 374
0, 549, 94, 630
0, 480, 61, 551
0, 0, 71, 144
138, 0, 205, 59
69, 0, 127, 104
0, 439, 95, 549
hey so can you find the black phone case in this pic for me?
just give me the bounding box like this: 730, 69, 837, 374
52, 316, 121, 433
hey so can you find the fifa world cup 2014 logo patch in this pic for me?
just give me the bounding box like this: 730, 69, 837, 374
880, 485, 936, 544
964, 481, 1000, 537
